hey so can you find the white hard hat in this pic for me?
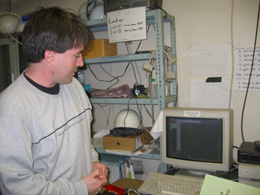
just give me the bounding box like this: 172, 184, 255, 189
114, 109, 141, 129
0, 13, 21, 34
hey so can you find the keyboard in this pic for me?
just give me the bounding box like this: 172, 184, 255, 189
138, 172, 204, 195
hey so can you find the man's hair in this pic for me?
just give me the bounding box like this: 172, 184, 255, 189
23, 7, 91, 63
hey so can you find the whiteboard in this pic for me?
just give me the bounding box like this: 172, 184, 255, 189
107, 7, 147, 43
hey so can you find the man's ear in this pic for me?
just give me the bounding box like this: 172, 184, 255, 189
44, 50, 56, 65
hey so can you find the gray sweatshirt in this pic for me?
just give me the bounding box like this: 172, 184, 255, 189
0, 74, 98, 195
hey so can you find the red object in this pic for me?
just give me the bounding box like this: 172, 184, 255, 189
104, 184, 125, 195
91, 84, 132, 98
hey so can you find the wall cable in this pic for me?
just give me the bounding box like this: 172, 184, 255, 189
240, 0, 260, 142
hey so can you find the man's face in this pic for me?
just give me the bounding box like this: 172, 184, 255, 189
52, 45, 84, 85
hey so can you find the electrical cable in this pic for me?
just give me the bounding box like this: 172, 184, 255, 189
7, 35, 23, 45
240, 0, 260, 142
134, 24, 151, 54
174, 82, 178, 107
144, 104, 153, 118
97, 104, 111, 129
125, 42, 142, 84
78, 1, 91, 19
87, 61, 131, 83
98, 64, 119, 89
125, 43, 139, 84
125, 25, 152, 85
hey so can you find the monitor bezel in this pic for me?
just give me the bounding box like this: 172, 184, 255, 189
161, 107, 233, 173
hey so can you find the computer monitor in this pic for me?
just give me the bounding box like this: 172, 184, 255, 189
161, 107, 233, 174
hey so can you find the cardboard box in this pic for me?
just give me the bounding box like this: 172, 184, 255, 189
103, 130, 153, 151
83, 39, 117, 59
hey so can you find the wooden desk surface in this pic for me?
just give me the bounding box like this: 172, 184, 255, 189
112, 178, 144, 191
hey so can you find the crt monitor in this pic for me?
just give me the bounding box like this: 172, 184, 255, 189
161, 107, 233, 174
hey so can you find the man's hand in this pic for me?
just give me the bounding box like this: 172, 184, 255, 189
92, 161, 108, 178
82, 169, 107, 195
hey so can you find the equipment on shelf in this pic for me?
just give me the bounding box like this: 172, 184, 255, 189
110, 109, 142, 136
91, 84, 132, 98
238, 142, 260, 188
114, 109, 141, 129
103, 0, 162, 14
131, 83, 149, 98
110, 127, 141, 137
238, 142, 260, 165
103, 129, 152, 151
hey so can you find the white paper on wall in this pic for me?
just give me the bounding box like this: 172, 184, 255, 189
190, 45, 232, 76
234, 47, 260, 91
191, 79, 231, 108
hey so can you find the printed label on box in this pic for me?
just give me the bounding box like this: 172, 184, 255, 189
136, 137, 142, 149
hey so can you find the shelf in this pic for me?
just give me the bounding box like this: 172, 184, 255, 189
95, 147, 161, 160
84, 53, 177, 65
84, 53, 151, 64
90, 96, 176, 105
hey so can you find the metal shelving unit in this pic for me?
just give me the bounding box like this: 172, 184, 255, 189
84, 9, 177, 109
85, 9, 177, 172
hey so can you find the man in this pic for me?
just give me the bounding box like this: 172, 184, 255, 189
0, 7, 108, 195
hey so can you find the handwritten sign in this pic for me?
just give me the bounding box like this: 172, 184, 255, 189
234, 47, 260, 91
107, 7, 146, 43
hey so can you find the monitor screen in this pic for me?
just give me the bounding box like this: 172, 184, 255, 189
161, 107, 233, 173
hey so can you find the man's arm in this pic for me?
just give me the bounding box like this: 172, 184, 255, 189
0, 114, 88, 195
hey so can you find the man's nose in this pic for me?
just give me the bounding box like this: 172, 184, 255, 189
77, 54, 84, 67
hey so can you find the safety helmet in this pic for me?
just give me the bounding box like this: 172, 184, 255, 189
114, 109, 141, 129
0, 13, 21, 34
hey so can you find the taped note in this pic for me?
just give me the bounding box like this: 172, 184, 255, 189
107, 7, 146, 43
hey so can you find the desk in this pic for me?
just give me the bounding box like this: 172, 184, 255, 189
112, 178, 143, 193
